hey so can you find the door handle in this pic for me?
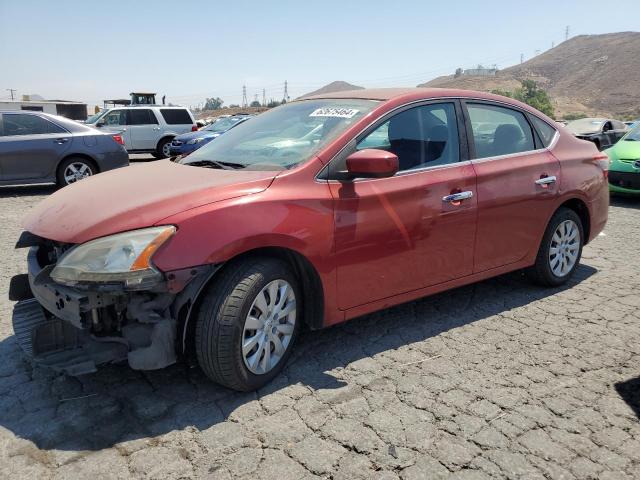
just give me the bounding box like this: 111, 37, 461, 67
535, 175, 557, 186
442, 191, 473, 203
54, 138, 68, 144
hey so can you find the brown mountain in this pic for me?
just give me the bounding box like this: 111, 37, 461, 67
299, 81, 364, 99
419, 32, 640, 118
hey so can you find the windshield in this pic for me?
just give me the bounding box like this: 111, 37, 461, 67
565, 118, 605, 134
204, 116, 247, 132
180, 99, 379, 170
624, 125, 640, 141
85, 110, 108, 124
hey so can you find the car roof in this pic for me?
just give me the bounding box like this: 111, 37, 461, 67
300, 87, 508, 102
298, 87, 554, 123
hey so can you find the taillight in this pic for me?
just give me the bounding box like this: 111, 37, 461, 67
593, 152, 609, 179
191, 125, 198, 132
112, 134, 125, 146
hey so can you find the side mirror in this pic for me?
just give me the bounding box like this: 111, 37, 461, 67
345, 149, 399, 179
95, 121, 104, 128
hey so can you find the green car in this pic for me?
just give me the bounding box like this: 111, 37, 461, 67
605, 125, 640, 195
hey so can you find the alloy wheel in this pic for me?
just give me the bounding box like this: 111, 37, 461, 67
242, 279, 296, 375
64, 162, 93, 184
162, 142, 172, 157
549, 219, 580, 277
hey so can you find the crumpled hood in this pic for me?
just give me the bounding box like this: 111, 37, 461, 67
24, 160, 277, 244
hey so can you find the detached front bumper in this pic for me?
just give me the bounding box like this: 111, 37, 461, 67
11, 241, 215, 376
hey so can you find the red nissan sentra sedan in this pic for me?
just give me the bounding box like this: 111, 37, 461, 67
11, 88, 609, 391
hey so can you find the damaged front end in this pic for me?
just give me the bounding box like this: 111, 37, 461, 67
10, 230, 216, 376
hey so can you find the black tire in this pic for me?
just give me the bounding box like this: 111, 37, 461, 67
56, 157, 97, 188
155, 138, 173, 159
195, 257, 301, 391
526, 207, 584, 287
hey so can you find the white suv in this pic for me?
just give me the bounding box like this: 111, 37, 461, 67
86, 106, 197, 158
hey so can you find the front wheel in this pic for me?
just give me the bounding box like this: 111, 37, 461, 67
526, 207, 584, 287
195, 257, 300, 391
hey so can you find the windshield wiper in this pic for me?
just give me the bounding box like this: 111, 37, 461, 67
185, 159, 245, 170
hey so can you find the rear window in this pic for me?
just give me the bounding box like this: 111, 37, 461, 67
160, 109, 192, 125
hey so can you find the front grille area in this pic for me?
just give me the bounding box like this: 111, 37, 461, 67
609, 171, 640, 190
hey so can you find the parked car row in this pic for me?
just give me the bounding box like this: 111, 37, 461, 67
564, 117, 628, 150
10, 88, 609, 391
169, 114, 254, 157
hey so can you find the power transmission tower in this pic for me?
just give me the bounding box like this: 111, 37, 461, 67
520, 53, 524, 64
283, 80, 289, 103
253, 93, 258, 105
262, 89, 266, 106
242, 85, 248, 108
551, 41, 555, 49
565, 26, 569, 41
6, 88, 16, 100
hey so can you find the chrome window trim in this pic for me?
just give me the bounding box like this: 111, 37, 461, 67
315, 95, 558, 184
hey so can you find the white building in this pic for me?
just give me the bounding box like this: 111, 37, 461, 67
0, 97, 88, 120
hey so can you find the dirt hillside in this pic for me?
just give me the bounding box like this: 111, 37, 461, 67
420, 32, 640, 118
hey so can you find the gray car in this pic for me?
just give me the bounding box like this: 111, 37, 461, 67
0, 111, 129, 187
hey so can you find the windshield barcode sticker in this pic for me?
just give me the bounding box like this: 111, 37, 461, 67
309, 108, 359, 119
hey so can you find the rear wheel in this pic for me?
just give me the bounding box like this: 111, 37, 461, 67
56, 157, 96, 187
195, 257, 300, 391
526, 207, 584, 286
154, 138, 173, 159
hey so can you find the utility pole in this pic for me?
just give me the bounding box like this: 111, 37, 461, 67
253, 93, 258, 105
520, 53, 524, 64
565, 26, 570, 41
551, 41, 555, 49
242, 85, 248, 108
283, 80, 289, 103
6, 88, 16, 100
262, 88, 266, 107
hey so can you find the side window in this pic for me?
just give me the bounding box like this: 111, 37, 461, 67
2, 114, 66, 136
356, 103, 460, 171
530, 115, 557, 147
160, 109, 192, 125
467, 104, 535, 158
128, 109, 158, 125
102, 110, 127, 126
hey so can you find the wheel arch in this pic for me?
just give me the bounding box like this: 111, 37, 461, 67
156, 135, 175, 150
57, 153, 100, 175
557, 197, 591, 244
177, 246, 325, 357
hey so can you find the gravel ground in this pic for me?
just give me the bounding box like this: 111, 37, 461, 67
0, 184, 638, 480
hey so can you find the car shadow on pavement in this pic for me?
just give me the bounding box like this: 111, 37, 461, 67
610, 195, 640, 209
615, 377, 640, 419
0, 264, 597, 452
0, 185, 57, 198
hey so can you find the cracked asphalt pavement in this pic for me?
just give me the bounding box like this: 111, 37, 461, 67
0, 185, 639, 479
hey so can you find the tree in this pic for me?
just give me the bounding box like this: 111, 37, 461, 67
492, 79, 554, 118
204, 97, 224, 110
267, 99, 282, 108
250, 100, 261, 107
454, 67, 463, 78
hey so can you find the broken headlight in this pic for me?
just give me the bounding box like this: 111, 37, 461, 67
50, 226, 176, 288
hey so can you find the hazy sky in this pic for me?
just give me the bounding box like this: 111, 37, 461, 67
1, 0, 638, 109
